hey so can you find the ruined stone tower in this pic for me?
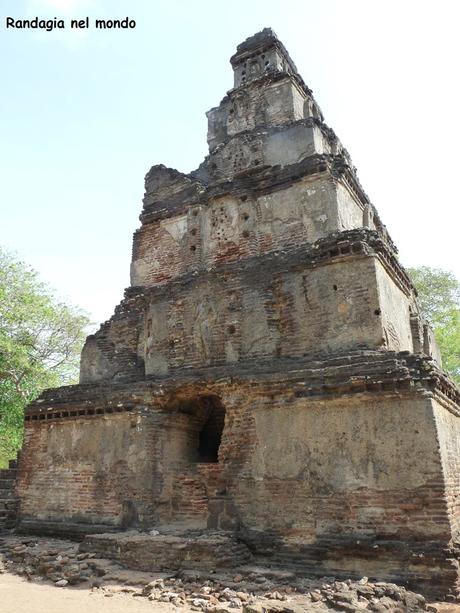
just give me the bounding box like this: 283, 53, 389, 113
16, 29, 460, 597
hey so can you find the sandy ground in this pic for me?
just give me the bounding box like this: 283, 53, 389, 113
2, 571, 460, 613
0, 572, 177, 613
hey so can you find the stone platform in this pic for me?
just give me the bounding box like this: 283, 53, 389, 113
80, 529, 252, 572
78, 527, 460, 599
0, 534, 436, 612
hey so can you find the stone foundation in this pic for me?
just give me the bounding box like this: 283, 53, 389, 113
80, 530, 252, 571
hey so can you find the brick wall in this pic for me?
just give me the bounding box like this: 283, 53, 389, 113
131, 174, 362, 289
17, 374, 453, 547
224, 392, 451, 543
82, 227, 422, 385
16, 412, 159, 529
140, 256, 384, 374
433, 399, 460, 541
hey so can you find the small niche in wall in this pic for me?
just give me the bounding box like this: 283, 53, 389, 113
198, 397, 226, 463
176, 395, 226, 464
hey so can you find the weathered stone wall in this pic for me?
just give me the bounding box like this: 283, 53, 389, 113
207, 78, 314, 149
15, 408, 165, 530
228, 393, 450, 542
208, 120, 332, 179
86, 234, 423, 383
139, 256, 384, 374
374, 259, 413, 352
16, 381, 452, 547
433, 399, 460, 541
16, 412, 157, 530
336, 181, 365, 231
130, 173, 364, 289
80, 292, 145, 383
85, 228, 424, 384
16, 392, 226, 531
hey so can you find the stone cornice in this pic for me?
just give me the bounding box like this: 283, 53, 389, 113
224, 71, 315, 116
24, 350, 460, 422
140, 153, 367, 225
131, 228, 413, 300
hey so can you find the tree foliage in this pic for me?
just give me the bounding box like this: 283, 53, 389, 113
408, 266, 460, 385
0, 248, 90, 462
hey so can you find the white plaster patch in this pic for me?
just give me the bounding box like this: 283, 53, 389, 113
161, 215, 187, 243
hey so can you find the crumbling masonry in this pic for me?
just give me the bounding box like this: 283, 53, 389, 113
15, 29, 460, 598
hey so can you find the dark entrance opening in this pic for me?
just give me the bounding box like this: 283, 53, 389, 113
197, 396, 225, 463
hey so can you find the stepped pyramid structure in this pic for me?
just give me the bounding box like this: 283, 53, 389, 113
15, 29, 460, 597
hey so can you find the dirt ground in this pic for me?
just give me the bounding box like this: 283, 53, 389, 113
2, 571, 460, 613
0, 572, 176, 613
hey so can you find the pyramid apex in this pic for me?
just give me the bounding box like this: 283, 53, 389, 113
233, 28, 279, 55
230, 28, 299, 88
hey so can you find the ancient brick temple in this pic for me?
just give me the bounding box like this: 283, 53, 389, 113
16, 29, 460, 596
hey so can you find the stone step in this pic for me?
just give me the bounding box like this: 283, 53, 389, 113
0, 498, 18, 510
0, 509, 17, 521
80, 530, 252, 571
0, 479, 15, 489
0, 498, 18, 508
0, 458, 18, 529
0, 469, 16, 479
0, 489, 16, 500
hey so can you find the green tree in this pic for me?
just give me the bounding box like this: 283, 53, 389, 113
0, 248, 90, 464
408, 266, 460, 386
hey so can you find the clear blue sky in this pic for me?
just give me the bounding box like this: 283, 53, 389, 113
1, 0, 459, 325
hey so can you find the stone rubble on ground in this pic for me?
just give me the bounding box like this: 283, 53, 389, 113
0, 535, 435, 612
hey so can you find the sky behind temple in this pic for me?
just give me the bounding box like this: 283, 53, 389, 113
1, 0, 459, 325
